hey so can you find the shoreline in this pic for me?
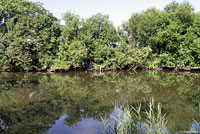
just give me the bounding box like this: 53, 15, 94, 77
0, 66, 200, 72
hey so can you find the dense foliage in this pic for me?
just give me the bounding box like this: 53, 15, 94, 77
0, 0, 61, 69
0, 0, 199, 70
127, 2, 200, 67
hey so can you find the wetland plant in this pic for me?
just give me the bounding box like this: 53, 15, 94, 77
102, 98, 167, 134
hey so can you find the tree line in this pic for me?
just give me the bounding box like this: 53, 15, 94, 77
0, 0, 199, 71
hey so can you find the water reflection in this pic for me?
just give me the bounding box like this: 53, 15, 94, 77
0, 71, 199, 134
48, 114, 103, 134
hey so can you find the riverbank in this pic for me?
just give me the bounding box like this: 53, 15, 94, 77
2, 1, 200, 76
0, 66, 200, 72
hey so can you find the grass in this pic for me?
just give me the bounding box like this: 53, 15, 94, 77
102, 98, 168, 134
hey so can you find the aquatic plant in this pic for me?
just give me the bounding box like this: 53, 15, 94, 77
102, 98, 168, 134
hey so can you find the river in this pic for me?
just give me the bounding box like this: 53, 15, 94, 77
0, 71, 200, 134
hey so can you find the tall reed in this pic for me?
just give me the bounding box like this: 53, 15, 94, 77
102, 98, 168, 134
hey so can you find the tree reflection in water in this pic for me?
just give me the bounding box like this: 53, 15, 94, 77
0, 71, 200, 134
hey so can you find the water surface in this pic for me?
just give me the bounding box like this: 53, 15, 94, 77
0, 71, 200, 134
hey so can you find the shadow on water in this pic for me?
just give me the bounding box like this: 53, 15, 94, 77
0, 71, 200, 134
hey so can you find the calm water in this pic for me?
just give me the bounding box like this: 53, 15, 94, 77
0, 71, 200, 134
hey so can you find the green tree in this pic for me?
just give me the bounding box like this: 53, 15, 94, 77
66, 40, 88, 68
127, 1, 200, 67
79, 13, 120, 67
52, 11, 84, 69
128, 8, 161, 47
1, 0, 61, 69
62, 11, 81, 43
